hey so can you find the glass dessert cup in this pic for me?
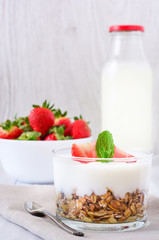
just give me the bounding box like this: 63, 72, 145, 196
53, 148, 152, 232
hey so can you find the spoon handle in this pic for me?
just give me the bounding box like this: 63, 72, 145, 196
43, 210, 84, 237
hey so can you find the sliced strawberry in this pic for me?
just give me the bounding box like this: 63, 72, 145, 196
113, 146, 134, 158
44, 133, 57, 141
72, 142, 97, 163
113, 146, 136, 162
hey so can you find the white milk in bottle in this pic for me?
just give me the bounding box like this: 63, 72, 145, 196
101, 25, 152, 150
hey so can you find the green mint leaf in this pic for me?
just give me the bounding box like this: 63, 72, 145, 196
95, 130, 114, 159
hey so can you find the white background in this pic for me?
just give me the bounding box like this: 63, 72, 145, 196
0, 0, 158, 151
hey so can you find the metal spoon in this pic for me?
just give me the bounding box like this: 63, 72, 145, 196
24, 201, 84, 237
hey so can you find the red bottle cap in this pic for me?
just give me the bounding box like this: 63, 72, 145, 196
109, 25, 144, 32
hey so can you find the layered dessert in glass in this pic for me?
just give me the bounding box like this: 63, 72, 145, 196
53, 131, 152, 231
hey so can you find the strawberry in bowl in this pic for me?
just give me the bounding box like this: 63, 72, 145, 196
0, 100, 91, 141
0, 100, 92, 183
0, 120, 23, 139
29, 100, 55, 138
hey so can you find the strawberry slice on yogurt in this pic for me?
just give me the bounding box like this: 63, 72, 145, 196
113, 146, 134, 158
71, 130, 136, 163
113, 146, 136, 163
71, 142, 97, 163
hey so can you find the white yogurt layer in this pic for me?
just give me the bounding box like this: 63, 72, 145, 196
53, 155, 151, 199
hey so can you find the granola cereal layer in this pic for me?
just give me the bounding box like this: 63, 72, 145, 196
56, 188, 146, 223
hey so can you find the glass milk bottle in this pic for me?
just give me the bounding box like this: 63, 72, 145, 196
101, 25, 152, 151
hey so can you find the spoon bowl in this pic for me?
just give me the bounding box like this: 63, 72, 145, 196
24, 201, 84, 237
24, 201, 45, 217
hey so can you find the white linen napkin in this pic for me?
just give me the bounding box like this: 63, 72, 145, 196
0, 184, 159, 240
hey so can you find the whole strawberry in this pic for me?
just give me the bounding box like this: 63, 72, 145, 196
62, 120, 72, 136
29, 100, 55, 138
44, 133, 57, 141
0, 120, 23, 139
70, 116, 91, 139
45, 125, 72, 140
53, 109, 72, 136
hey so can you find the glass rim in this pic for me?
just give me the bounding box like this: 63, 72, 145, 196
52, 147, 153, 162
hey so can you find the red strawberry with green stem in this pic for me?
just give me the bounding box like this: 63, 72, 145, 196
13, 116, 32, 132
44, 133, 57, 141
0, 120, 23, 139
53, 109, 72, 136
70, 115, 91, 139
29, 100, 55, 138
45, 125, 72, 140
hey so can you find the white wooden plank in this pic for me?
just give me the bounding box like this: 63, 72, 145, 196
0, 0, 158, 151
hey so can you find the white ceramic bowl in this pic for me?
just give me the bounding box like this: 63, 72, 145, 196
0, 137, 92, 183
